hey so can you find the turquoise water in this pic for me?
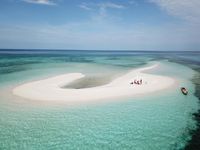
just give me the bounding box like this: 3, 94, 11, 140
0, 50, 199, 149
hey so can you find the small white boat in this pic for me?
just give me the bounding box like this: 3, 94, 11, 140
181, 87, 188, 95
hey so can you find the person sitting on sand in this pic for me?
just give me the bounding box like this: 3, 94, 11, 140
140, 79, 142, 85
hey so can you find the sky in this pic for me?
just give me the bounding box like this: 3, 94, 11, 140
0, 0, 200, 51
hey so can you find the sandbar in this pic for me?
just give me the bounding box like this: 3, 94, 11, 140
13, 63, 176, 102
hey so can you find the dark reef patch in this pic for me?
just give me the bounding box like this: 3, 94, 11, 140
184, 72, 200, 150
164, 56, 200, 150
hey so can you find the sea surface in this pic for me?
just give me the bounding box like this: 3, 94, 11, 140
0, 50, 199, 150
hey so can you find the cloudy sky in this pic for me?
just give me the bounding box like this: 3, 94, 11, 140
0, 0, 199, 50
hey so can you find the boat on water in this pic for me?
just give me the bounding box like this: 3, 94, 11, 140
181, 87, 188, 95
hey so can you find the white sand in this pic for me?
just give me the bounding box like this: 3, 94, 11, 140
13, 63, 176, 102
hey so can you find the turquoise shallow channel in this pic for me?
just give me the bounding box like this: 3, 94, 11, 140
0, 50, 199, 150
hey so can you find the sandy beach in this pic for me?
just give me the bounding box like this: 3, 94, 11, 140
13, 63, 176, 102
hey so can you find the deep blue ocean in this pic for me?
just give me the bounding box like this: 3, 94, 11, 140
0, 50, 199, 150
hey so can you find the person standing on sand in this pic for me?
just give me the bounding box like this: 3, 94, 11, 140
134, 79, 137, 84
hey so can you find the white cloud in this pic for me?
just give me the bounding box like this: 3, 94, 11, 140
22, 0, 56, 5
149, 0, 200, 50
150, 0, 200, 24
99, 2, 125, 9
79, 3, 92, 11
79, 2, 125, 18
98, 2, 125, 17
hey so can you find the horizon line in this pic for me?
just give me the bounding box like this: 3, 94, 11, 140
0, 48, 199, 52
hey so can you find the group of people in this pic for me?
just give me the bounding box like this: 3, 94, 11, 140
130, 79, 143, 85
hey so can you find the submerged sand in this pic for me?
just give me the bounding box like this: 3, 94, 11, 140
13, 63, 176, 102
